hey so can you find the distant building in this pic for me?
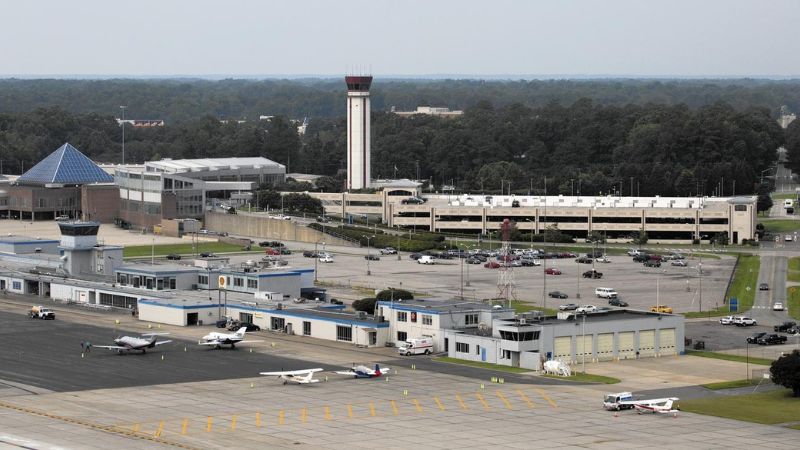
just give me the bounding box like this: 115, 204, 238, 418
392, 106, 464, 118
116, 119, 165, 127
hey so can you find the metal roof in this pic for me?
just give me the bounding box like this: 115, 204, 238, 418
17, 143, 114, 185
145, 157, 284, 173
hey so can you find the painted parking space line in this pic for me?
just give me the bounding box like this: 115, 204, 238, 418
256, 412, 261, 427
535, 389, 558, 408
390, 400, 399, 416
230, 415, 237, 431
369, 402, 376, 417
206, 417, 212, 432
324, 406, 332, 421
455, 394, 469, 410
180, 419, 188, 436
278, 410, 285, 425
300, 408, 307, 423
434, 396, 446, 411
412, 398, 423, 413
516, 389, 535, 408
475, 392, 491, 411
495, 391, 513, 410
346, 404, 354, 419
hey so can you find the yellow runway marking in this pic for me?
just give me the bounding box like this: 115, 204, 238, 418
154, 421, 164, 438
256, 412, 261, 427
324, 406, 332, 420
132, 423, 140, 433
412, 398, 423, 413
434, 396, 446, 411
180, 418, 188, 435
475, 392, 491, 410
455, 394, 469, 410
536, 389, 558, 408
496, 391, 513, 410
230, 415, 237, 431
516, 389, 535, 408
278, 410, 285, 425
206, 417, 212, 432
300, 408, 307, 423
346, 404, 354, 419
390, 400, 399, 416
369, 402, 376, 417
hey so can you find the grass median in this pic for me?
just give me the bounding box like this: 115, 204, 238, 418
124, 242, 258, 258
432, 357, 530, 374
701, 379, 762, 390
758, 219, 800, 233
685, 349, 773, 365
684, 254, 759, 318
680, 389, 800, 425
786, 285, 800, 320
542, 372, 621, 384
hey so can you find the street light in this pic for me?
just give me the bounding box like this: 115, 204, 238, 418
120, 105, 127, 165
314, 240, 325, 283
363, 235, 375, 275
525, 218, 534, 250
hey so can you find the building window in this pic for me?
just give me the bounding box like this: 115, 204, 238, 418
735, 205, 747, 212
234, 277, 244, 287
247, 279, 257, 289
169, 278, 176, 290
303, 321, 311, 336
199, 275, 208, 285
156, 279, 164, 290
397, 311, 407, 322
502, 350, 512, 359
12, 281, 21, 290
456, 342, 469, 353
476, 345, 481, 355
465, 314, 478, 325
336, 325, 352, 342
397, 331, 407, 342
422, 314, 432, 326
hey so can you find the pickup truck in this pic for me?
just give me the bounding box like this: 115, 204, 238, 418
582, 270, 603, 279
757, 334, 788, 345
746, 332, 767, 344
29, 306, 55, 320
774, 321, 797, 332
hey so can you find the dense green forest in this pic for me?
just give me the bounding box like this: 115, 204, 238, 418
0, 78, 799, 123
0, 98, 783, 197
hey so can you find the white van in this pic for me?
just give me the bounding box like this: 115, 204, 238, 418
417, 255, 435, 265
595, 287, 618, 299
398, 338, 434, 355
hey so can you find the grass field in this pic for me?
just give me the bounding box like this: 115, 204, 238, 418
680, 389, 800, 425
432, 357, 530, 374
701, 379, 762, 390
685, 350, 774, 365
124, 242, 259, 258
771, 193, 796, 200
786, 286, 800, 320
758, 219, 800, 233
788, 257, 800, 283
684, 254, 759, 318
500, 300, 557, 316
542, 372, 620, 384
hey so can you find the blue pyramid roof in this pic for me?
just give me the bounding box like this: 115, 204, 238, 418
17, 143, 113, 185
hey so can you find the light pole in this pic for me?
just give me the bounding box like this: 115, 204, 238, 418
363, 235, 375, 275
525, 218, 534, 250
120, 105, 127, 165
581, 312, 587, 374
314, 240, 324, 283
396, 225, 401, 261
576, 258, 581, 299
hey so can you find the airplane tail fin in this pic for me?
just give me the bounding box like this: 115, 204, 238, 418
235, 327, 247, 338
375, 363, 381, 376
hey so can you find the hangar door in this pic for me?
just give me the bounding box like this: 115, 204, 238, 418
596, 333, 614, 361
575, 335, 593, 363
659, 328, 676, 356
638, 330, 655, 358
618, 332, 635, 360
553, 336, 572, 360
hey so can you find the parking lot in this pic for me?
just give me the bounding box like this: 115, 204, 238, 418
230, 246, 735, 314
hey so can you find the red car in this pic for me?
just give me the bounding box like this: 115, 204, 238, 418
265, 248, 280, 255
545, 268, 562, 275
484, 261, 501, 269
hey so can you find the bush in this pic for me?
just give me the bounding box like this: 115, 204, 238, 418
771, 350, 800, 397
352, 298, 377, 314
376, 289, 414, 301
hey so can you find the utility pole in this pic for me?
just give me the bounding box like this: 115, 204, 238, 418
120, 105, 127, 165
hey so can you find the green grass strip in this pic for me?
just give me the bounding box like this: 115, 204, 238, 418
542, 372, 620, 384
432, 357, 530, 374
685, 254, 759, 318
685, 350, 773, 365
786, 286, 800, 320
758, 219, 800, 233
701, 379, 762, 390
680, 389, 800, 425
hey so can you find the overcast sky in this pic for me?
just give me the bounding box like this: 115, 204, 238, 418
1, 0, 797, 78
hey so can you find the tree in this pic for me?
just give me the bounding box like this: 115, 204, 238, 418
770, 350, 800, 397
376, 288, 414, 301
282, 193, 323, 214
632, 229, 649, 245
352, 298, 377, 314
586, 231, 606, 244
756, 193, 773, 214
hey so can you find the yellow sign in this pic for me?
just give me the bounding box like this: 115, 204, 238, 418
218, 276, 226, 288
792, 287, 796, 293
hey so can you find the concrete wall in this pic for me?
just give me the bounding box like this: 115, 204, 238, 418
204, 212, 356, 246
81, 185, 120, 223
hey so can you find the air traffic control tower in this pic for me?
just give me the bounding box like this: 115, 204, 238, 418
58, 221, 122, 277
345, 76, 372, 190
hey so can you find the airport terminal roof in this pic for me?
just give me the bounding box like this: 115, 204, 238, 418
145, 157, 284, 174
377, 299, 511, 313
437, 194, 755, 210
17, 143, 114, 186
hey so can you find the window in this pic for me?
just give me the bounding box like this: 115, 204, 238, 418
499, 330, 540, 341
247, 279, 258, 289
336, 325, 352, 342
169, 278, 176, 290
397, 331, 407, 342
422, 314, 432, 326
12, 281, 21, 290
456, 342, 469, 353
410, 312, 417, 323
502, 350, 512, 359
156, 279, 164, 290
234, 277, 244, 287
303, 321, 311, 336
465, 314, 479, 325
735, 205, 747, 212
397, 311, 407, 322
199, 275, 208, 285
476, 345, 481, 355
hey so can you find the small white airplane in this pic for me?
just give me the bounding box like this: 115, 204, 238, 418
634, 397, 680, 416
93, 333, 173, 354
199, 326, 259, 349
334, 363, 390, 378
259, 368, 324, 385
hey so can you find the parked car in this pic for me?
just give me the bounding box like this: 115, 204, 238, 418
671, 260, 687, 267
380, 247, 397, 255
575, 256, 594, 264
401, 196, 426, 204
650, 305, 673, 313
166, 253, 181, 260
746, 332, 767, 344
719, 315, 735, 325
228, 322, 261, 332
773, 302, 785, 311
633, 254, 650, 262
409, 252, 423, 260
484, 261, 501, 269
549, 291, 568, 299
608, 298, 628, 307
734, 316, 757, 327
774, 321, 797, 332
417, 255, 436, 265
364, 254, 380, 261
465, 257, 482, 264
759, 283, 770, 291
280, 248, 291, 255
545, 268, 562, 275
575, 305, 597, 314
582, 270, 603, 279
558, 303, 578, 311
595, 256, 611, 263
519, 258, 541, 266
643, 260, 661, 267
302, 250, 318, 258
319, 255, 334, 263
199, 252, 214, 258
316, 215, 330, 223
757, 334, 788, 345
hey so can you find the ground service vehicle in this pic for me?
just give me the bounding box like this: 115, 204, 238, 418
398, 338, 433, 355
30, 306, 55, 319
603, 392, 636, 410
595, 287, 618, 299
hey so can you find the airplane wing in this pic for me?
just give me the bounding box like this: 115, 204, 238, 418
153, 340, 172, 346
333, 370, 357, 375
199, 340, 223, 346
260, 368, 324, 376
296, 379, 320, 384
93, 345, 128, 350
141, 332, 170, 336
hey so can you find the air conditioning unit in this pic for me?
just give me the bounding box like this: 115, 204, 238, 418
519, 318, 527, 325
276, 303, 283, 310
356, 311, 367, 319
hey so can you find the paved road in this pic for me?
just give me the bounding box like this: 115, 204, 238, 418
750, 252, 792, 327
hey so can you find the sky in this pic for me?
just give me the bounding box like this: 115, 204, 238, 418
0, 0, 798, 78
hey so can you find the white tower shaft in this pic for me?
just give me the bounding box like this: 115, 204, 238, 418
345, 76, 372, 190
